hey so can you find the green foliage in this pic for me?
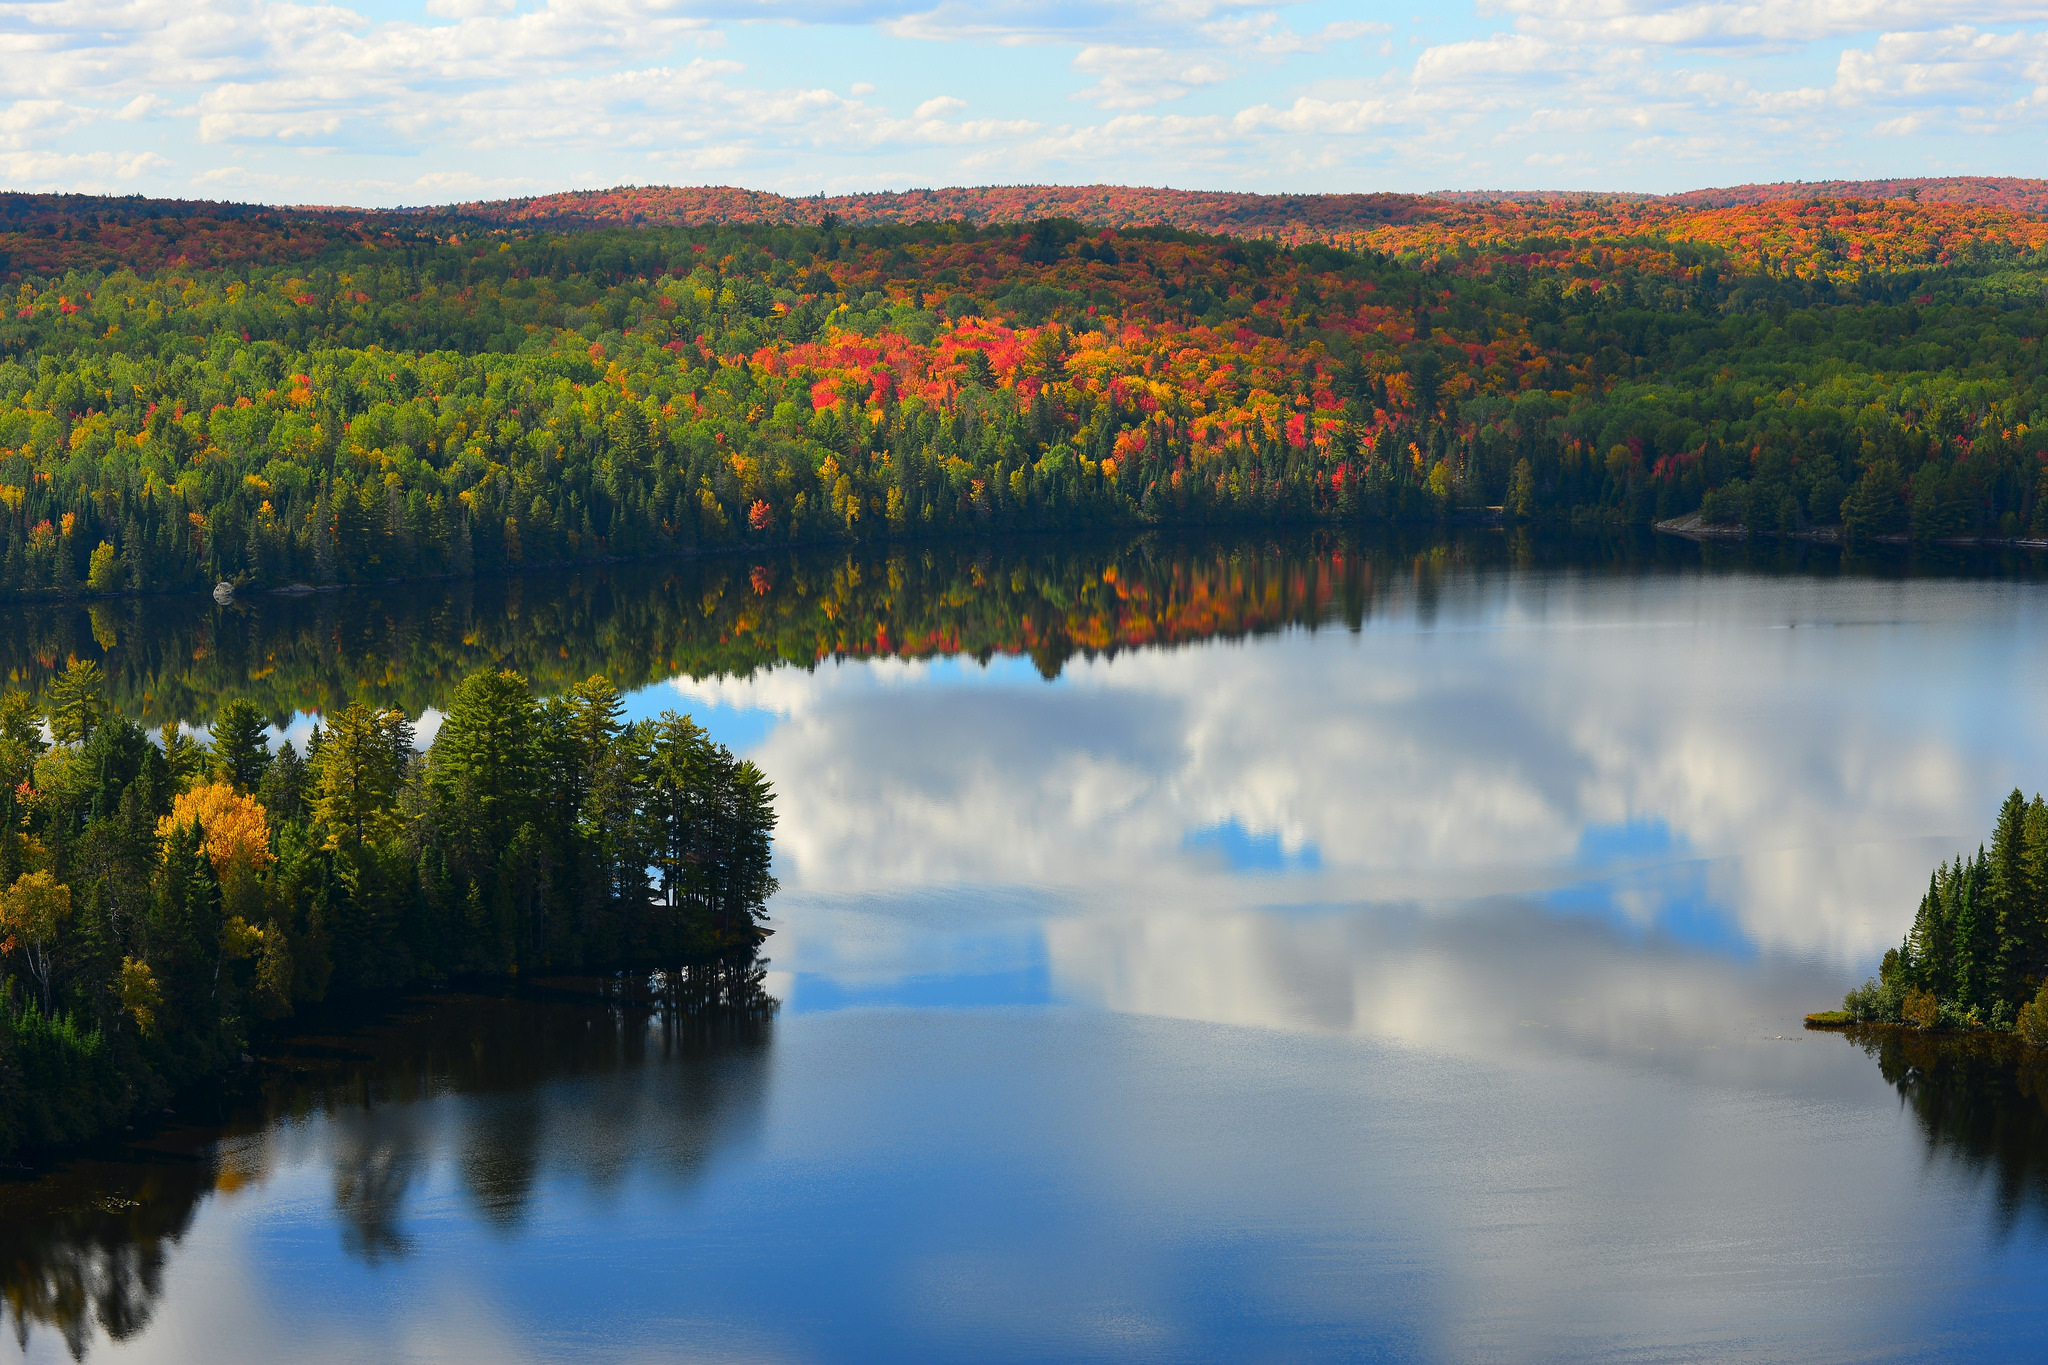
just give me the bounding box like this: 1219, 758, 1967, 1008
209, 698, 272, 793
1870, 788, 2048, 1036
44, 658, 104, 745
0, 663, 777, 1158
1, 213, 2046, 601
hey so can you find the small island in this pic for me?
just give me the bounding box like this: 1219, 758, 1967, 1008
0, 661, 777, 1159
1817, 790, 2048, 1041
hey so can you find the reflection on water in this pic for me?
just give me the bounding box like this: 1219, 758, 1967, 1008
1, 962, 775, 1359
6, 527, 2041, 727
1845, 1026, 2048, 1230
14, 531, 2048, 1360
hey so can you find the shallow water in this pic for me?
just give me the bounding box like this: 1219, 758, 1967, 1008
10, 531, 2048, 1362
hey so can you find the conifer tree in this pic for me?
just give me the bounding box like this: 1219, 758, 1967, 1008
45, 659, 105, 746
1988, 789, 2030, 1007
210, 699, 273, 794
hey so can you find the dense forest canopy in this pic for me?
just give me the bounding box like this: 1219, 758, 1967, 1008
0, 180, 2047, 599
0, 657, 778, 1158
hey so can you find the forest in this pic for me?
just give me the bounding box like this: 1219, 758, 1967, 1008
1841, 789, 2048, 1040
3, 183, 2048, 599
0, 658, 777, 1158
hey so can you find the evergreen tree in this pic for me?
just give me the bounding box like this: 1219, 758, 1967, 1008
311, 703, 414, 852
1952, 854, 1993, 1017
45, 659, 106, 746
210, 699, 272, 793
1987, 789, 2030, 1008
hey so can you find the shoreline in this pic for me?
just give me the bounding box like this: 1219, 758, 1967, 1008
1655, 511, 2048, 552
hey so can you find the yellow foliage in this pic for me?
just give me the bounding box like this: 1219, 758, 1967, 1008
0, 869, 70, 950
221, 914, 264, 962
119, 957, 162, 1037
159, 782, 274, 876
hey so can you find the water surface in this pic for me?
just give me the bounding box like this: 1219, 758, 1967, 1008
10, 531, 2048, 1363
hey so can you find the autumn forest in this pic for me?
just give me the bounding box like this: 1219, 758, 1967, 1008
4, 179, 2048, 603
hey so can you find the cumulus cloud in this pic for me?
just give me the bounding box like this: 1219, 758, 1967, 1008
690, 571, 2040, 974
1, 0, 2046, 203
1071, 44, 1232, 107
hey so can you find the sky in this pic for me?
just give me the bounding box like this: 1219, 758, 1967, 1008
2, 0, 2047, 207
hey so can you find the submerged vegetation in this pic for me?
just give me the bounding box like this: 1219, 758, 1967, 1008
5, 184, 2048, 599
1840, 790, 2048, 1040
0, 659, 776, 1158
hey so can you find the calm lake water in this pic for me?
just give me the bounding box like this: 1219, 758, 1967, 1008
10, 531, 2048, 1362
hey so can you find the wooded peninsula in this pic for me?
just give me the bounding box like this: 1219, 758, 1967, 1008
0, 659, 776, 1158
1832, 790, 2048, 1040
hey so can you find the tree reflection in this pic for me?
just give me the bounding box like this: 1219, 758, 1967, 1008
0, 956, 777, 1357
0, 1160, 212, 1360
1850, 1026, 2048, 1228
0, 526, 1959, 727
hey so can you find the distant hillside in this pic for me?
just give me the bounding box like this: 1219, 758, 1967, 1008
1668, 177, 2048, 212
436, 179, 2048, 237
7, 177, 2048, 282
433, 185, 1440, 243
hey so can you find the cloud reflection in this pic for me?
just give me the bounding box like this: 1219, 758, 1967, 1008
679, 569, 2048, 998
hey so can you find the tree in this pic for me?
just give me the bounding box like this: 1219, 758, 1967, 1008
1988, 789, 2034, 1008
426, 669, 540, 869
645, 712, 713, 917
256, 739, 310, 826
160, 726, 210, 790
1910, 463, 1970, 541
1951, 853, 1992, 1017
45, 658, 105, 746
210, 699, 272, 793
119, 957, 161, 1037
86, 541, 123, 593
1, 871, 73, 1015
1841, 459, 1906, 541
159, 783, 274, 879
311, 703, 414, 852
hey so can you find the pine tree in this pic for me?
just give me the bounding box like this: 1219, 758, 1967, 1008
1953, 851, 1993, 1018
1987, 789, 2029, 1008
210, 699, 272, 793
2022, 796, 2048, 987
45, 658, 106, 746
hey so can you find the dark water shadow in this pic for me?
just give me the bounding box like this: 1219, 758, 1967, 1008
1839, 1025, 2048, 1234
0, 959, 777, 1359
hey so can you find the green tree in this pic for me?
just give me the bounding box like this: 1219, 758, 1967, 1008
311, 703, 415, 852
1951, 852, 1993, 1018
256, 740, 310, 826
426, 669, 540, 868
86, 542, 123, 593
210, 700, 272, 793
1840, 459, 1906, 541
45, 659, 105, 746
1988, 788, 2031, 1008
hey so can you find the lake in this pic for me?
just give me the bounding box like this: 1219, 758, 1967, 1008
8, 530, 2048, 1363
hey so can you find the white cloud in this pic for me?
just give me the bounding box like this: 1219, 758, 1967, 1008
1071, 44, 1233, 107
1, 0, 2047, 201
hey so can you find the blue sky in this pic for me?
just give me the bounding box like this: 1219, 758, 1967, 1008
4, 1, 2047, 206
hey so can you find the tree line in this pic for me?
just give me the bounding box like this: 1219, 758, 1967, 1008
0, 660, 776, 1156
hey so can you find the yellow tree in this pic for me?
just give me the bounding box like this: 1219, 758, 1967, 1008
0, 870, 72, 1015
158, 783, 274, 878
